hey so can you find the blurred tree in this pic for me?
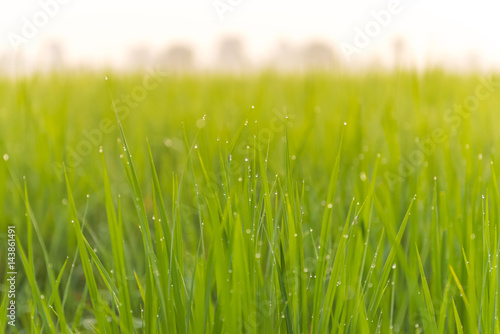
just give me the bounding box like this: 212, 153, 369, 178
266, 41, 300, 72
215, 36, 249, 72
300, 41, 338, 71
392, 37, 407, 69
127, 45, 152, 69
0, 51, 13, 75
157, 44, 195, 72
37, 40, 66, 72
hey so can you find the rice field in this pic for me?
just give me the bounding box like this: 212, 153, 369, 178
1, 70, 500, 333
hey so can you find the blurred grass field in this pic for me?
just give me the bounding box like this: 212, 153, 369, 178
2, 70, 500, 333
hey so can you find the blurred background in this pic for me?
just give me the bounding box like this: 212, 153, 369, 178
0, 0, 499, 75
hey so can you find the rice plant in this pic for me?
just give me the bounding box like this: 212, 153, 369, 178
1, 70, 500, 333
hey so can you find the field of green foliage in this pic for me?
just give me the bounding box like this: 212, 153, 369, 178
2, 70, 500, 333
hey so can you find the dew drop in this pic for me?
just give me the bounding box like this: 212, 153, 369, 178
360, 172, 367, 181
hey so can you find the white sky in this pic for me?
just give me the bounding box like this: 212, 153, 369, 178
1, 0, 499, 71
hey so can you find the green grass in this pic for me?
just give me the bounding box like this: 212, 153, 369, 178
1, 69, 500, 333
